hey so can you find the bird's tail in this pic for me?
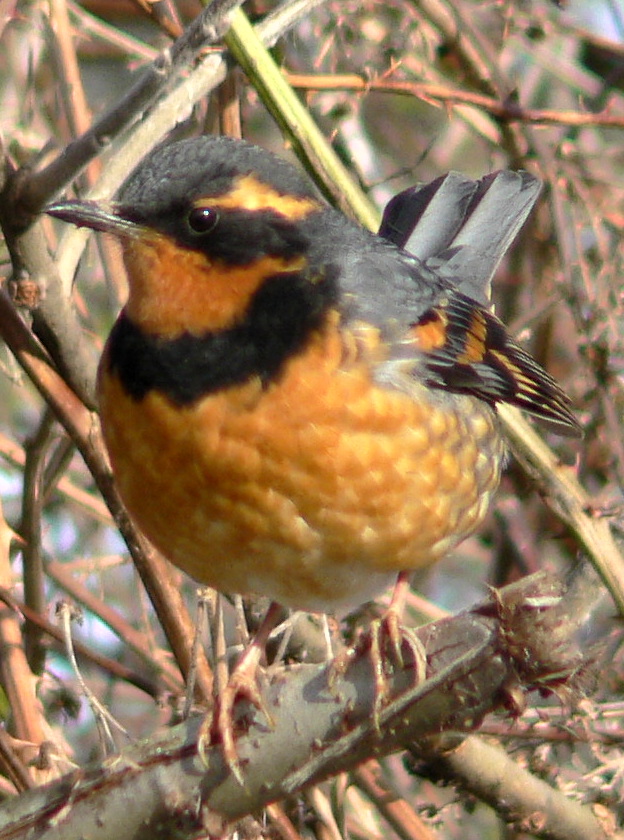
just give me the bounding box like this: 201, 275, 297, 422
378, 170, 541, 305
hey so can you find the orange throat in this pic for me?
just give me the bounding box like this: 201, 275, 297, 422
122, 232, 307, 337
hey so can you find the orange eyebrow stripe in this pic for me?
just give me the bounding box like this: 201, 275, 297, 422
195, 174, 322, 219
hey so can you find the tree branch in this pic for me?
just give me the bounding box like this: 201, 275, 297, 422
0, 573, 606, 840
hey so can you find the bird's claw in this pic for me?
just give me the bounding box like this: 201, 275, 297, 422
368, 611, 427, 731
328, 609, 427, 734
198, 646, 274, 785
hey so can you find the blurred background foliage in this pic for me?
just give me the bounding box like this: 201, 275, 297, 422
0, 0, 624, 837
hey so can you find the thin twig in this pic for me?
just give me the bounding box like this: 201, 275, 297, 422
16, 0, 246, 215
499, 405, 624, 616
285, 73, 624, 127
352, 761, 438, 840
57, 601, 130, 754
0, 586, 163, 698
20, 409, 56, 673
0, 430, 112, 524
46, 560, 184, 695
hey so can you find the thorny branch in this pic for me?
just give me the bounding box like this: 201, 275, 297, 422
0, 573, 608, 840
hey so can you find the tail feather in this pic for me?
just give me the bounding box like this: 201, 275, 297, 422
379, 170, 541, 304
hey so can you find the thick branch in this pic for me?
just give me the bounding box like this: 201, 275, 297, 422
411, 735, 607, 840
0, 574, 605, 840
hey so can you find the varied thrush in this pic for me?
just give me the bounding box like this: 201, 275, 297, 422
47, 135, 580, 779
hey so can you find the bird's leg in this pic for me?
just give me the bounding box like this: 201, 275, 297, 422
367, 571, 427, 729
329, 571, 427, 733
200, 600, 282, 784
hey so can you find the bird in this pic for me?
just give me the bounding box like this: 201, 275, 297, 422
46, 134, 581, 780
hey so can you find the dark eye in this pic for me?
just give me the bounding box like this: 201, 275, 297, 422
187, 206, 218, 234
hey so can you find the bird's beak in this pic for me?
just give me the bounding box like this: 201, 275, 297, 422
46, 200, 144, 238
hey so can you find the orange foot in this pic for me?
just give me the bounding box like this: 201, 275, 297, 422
330, 571, 427, 731
366, 608, 427, 730
199, 601, 282, 785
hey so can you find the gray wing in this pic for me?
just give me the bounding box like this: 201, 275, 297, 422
328, 170, 580, 437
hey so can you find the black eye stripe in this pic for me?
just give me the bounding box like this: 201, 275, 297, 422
187, 206, 219, 234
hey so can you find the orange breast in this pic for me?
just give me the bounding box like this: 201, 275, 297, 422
98, 318, 504, 613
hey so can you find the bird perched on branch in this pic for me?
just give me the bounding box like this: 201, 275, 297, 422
47, 134, 580, 781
